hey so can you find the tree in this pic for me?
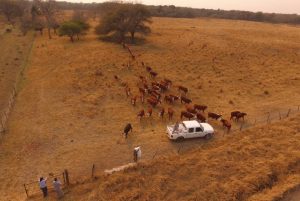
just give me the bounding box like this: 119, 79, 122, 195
0, 0, 22, 23
34, 0, 56, 39
95, 3, 152, 43
58, 20, 89, 42
128, 4, 151, 42
20, 15, 32, 35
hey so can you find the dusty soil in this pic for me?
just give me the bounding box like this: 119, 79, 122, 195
0, 17, 299, 201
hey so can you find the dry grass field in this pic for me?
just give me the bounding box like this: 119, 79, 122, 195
0, 16, 299, 201
0, 19, 34, 114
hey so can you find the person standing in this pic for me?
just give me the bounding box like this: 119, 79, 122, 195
53, 178, 64, 198
39, 177, 48, 197
133, 146, 141, 162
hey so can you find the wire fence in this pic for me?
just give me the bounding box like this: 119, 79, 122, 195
0, 31, 35, 138
0, 87, 17, 135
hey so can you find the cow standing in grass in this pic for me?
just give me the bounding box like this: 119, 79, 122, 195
123, 123, 133, 138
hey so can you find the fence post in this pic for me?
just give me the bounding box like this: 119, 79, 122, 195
23, 184, 28, 198
177, 144, 183, 154
63, 172, 66, 184
267, 113, 271, 123
279, 111, 282, 120
0, 117, 4, 133
64, 169, 69, 186
239, 122, 244, 131
286, 109, 291, 117
91, 164, 95, 178
152, 151, 157, 159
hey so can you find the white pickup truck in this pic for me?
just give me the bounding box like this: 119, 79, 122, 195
167, 120, 214, 141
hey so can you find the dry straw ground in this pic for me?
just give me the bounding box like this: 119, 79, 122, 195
0, 16, 299, 201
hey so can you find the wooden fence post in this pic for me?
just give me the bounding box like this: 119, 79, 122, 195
267, 113, 271, 123
64, 169, 70, 186
286, 109, 291, 117
91, 164, 95, 178
0, 116, 4, 133
62, 172, 66, 184
24, 184, 28, 198
152, 151, 157, 159
178, 144, 183, 154
279, 111, 281, 120
239, 123, 244, 131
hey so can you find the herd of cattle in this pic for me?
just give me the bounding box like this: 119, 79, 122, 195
116, 43, 247, 132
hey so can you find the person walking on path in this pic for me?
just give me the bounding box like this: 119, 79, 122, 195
39, 177, 48, 198
123, 123, 133, 139
53, 178, 64, 198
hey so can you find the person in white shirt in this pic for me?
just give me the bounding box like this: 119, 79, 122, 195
133, 146, 141, 162
53, 178, 64, 198
39, 177, 48, 197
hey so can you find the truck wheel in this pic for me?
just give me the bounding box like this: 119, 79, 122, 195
176, 136, 184, 142
205, 133, 212, 140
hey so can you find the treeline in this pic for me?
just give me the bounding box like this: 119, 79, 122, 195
149, 6, 300, 24
54, 1, 300, 25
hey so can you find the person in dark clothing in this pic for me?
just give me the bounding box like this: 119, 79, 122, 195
39, 177, 48, 197
123, 123, 133, 138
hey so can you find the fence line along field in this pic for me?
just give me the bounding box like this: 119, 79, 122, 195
0, 16, 299, 200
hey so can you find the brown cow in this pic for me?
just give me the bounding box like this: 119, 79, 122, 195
147, 107, 152, 117
146, 66, 152, 72
168, 108, 174, 120
114, 75, 120, 80
139, 76, 146, 82
164, 78, 172, 87
230, 111, 241, 120
159, 108, 165, 119
152, 85, 161, 92
147, 98, 159, 108
208, 112, 222, 120
181, 96, 192, 104
158, 83, 168, 92
236, 112, 247, 121
139, 87, 146, 95
125, 87, 131, 98
149, 71, 158, 78
221, 119, 231, 132
178, 86, 188, 94
194, 104, 208, 113
169, 94, 180, 102
187, 108, 197, 114
164, 95, 174, 104
196, 113, 206, 122
137, 110, 145, 120
181, 111, 194, 120
131, 96, 138, 106
140, 94, 144, 104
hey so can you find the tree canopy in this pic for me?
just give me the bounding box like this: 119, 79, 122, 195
58, 20, 89, 42
0, 0, 23, 22
95, 3, 152, 43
